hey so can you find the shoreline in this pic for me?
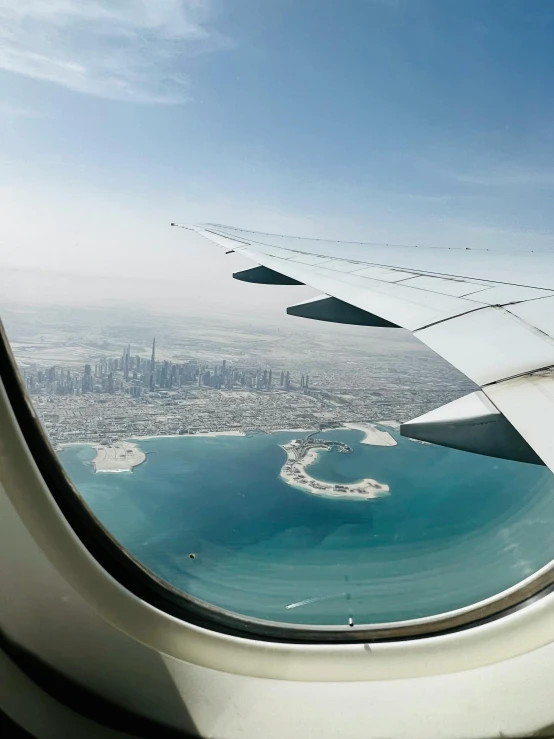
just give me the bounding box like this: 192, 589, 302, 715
59, 423, 399, 476
58, 423, 400, 450
279, 439, 390, 501
129, 430, 246, 441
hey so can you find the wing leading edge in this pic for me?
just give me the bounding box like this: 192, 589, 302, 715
176, 223, 554, 473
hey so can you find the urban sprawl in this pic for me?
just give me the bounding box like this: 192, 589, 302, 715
21, 337, 475, 447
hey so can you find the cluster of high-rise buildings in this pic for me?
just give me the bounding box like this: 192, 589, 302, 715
22, 339, 308, 397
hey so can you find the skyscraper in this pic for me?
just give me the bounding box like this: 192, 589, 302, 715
122, 344, 130, 380
149, 338, 156, 390
83, 364, 92, 393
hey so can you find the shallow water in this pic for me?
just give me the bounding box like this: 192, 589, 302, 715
59, 428, 554, 625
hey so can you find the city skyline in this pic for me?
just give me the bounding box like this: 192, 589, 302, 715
18, 328, 475, 447
21, 337, 303, 397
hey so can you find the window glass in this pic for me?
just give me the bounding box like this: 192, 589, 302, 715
1, 0, 554, 629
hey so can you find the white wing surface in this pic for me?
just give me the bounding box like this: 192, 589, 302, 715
178, 223, 554, 472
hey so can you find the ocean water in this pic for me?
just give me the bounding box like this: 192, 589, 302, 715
58, 429, 554, 626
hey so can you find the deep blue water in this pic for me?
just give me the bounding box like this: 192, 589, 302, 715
58, 429, 554, 625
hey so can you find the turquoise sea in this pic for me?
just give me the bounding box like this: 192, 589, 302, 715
58, 429, 554, 626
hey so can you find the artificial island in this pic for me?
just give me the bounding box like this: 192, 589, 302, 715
280, 432, 391, 500
93, 441, 146, 472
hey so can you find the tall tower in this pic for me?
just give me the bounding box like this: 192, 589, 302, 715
149, 338, 156, 390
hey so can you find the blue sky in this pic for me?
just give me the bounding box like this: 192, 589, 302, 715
1, 0, 554, 309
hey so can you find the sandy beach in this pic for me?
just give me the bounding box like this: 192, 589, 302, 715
129, 430, 246, 441
93, 441, 146, 473
343, 422, 397, 446
279, 440, 390, 500
268, 428, 316, 434
69, 424, 395, 478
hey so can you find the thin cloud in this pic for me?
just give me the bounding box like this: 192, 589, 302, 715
441, 218, 554, 252
0, 101, 51, 118
439, 166, 554, 188
0, 0, 218, 104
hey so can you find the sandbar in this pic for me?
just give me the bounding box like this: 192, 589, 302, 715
343, 422, 397, 446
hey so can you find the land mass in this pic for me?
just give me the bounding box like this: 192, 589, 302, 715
89, 425, 396, 476
342, 422, 397, 446
93, 441, 146, 473
280, 437, 390, 500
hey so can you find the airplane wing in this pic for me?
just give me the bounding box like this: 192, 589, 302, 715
175, 222, 554, 472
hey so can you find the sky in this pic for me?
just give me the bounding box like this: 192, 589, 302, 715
1, 0, 554, 316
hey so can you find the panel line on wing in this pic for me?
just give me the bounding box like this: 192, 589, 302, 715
481, 363, 554, 388
201, 228, 253, 247
412, 305, 490, 331
203, 226, 554, 292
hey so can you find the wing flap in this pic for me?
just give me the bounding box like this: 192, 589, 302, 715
398, 275, 489, 297
416, 306, 554, 386
485, 373, 554, 471
508, 296, 554, 338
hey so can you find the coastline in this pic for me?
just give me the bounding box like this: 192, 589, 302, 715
60, 423, 398, 476
268, 428, 315, 434
129, 430, 246, 441
279, 439, 390, 501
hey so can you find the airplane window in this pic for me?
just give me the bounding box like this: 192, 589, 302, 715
1, 0, 554, 636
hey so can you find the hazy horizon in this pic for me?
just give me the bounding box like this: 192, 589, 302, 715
2, 0, 554, 316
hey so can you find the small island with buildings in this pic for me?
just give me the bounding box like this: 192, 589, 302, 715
279, 431, 391, 500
